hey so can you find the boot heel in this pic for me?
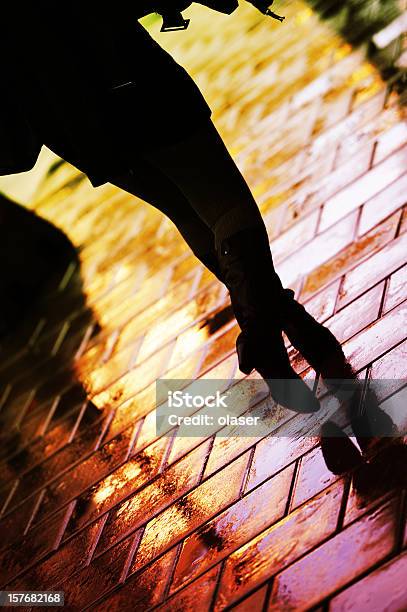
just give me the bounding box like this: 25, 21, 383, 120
236, 332, 255, 375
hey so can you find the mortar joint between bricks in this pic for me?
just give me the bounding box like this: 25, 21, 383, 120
119, 527, 144, 584
335, 475, 352, 533
209, 560, 226, 612
197, 435, 216, 484
162, 541, 184, 601
395, 488, 407, 554
285, 457, 301, 516
239, 446, 256, 498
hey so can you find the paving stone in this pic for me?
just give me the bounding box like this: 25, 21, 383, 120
156, 565, 220, 612
384, 264, 407, 313
358, 173, 407, 236
171, 464, 294, 592
8, 514, 107, 590
215, 481, 344, 609
131, 451, 250, 574
320, 146, 407, 232
92, 440, 211, 554
291, 446, 339, 509
302, 210, 401, 299
268, 497, 398, 611
329, 550, 407, 612
97, 548, 178, 611
338, 232, 407, 308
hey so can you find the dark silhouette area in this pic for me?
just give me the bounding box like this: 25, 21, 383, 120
0, 193, 101, 481
0, 193, 80, 337
320, 370, 407, 508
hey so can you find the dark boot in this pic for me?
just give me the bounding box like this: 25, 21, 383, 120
216, 227, 319, 413
200, 247, 351, 383
281, 289, 353, 381
199, 250, 224, 283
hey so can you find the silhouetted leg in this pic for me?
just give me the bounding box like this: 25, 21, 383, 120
142, 120, 319, 413
143, 120, 349, 383
109, 159, 223, 279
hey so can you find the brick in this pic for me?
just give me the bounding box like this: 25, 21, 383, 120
328, 282, 384, 343
215, 481, 344, 609
97, 548, 178, 611
106, 384, 157, 442
305, 144, 374, 212
246, 419, 319, 492
0, 479, 17, 516
329, 551, 407, 611
197, 324, 239, 377
131, 451, 250, 574
91, 342, 172, 410
320, 146, 407, 232
204, 394, 291, 479
374, 121, 407, 164
373, 13, 407, 49
339, 232, 407, 308
8, 514, 106, 590
166, 302, 234, 373
135, 285, 224, 365
64, 436, 167, 536
59, 531, 137, 609
164, 345, 206, 380
156, 565, 220, 612
32, 423, 136, 528
0, 401, 101, 487
313, 90, 353, 134
378, 387, 407, 440
303, 280, 341, 322
371, 340, 407, 381
306, 87, 385, 167
358, 174, 407, 235
384, 264, 407, 313
0, 489, 45, 553
171, 464, 294, 592
168, 376, 269, 466
363, 345, 407, 414
85, 341, 140, 396
268, 497, 398, 611
4, 413, 112, 512
279, 211, 358, 286
98, 266, 176, 331
343, 300, 407, 371
93, 440, 211, 554
0, 504, 72, 587
302, 210, 400, 299
291, 446, 339, 509
229, 585, 268, 611
344, 444, 404, 528
399, 206, 407, 235
271, 209, 319, 264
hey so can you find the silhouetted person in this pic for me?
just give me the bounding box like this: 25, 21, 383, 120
0, 1, 347, 412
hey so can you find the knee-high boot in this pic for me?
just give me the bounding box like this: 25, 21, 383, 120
200, 250, 349, 382
215, 227, 320, 413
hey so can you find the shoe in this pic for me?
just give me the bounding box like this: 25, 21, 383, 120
200, 250, 349, 383
216, 227, 320, 413
281, 290, 353, 381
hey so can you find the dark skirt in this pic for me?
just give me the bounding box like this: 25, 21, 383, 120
5, 4, 213, 187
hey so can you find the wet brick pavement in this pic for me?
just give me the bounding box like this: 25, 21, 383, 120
0, 2, 406, 610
